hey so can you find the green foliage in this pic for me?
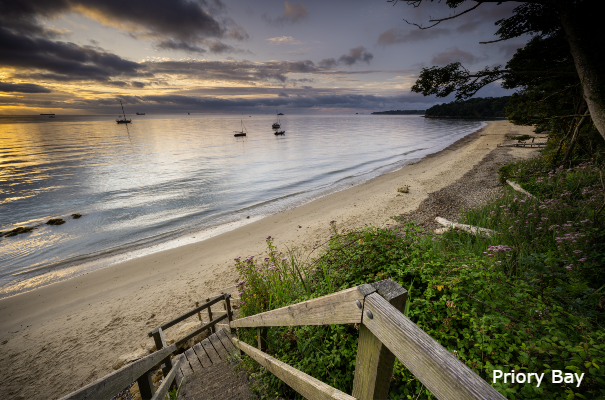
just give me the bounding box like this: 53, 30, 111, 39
424, 97, 510, 118
233, 156, 605, 399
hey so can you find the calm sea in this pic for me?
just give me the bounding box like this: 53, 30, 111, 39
0, 114, 485, 298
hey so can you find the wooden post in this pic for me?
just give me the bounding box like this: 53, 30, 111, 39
196, 301, 202, 322
206, 297, 215, 334
257, 327, 268, 352
136, 371, 155, 400
225, 294, 234, 334
151, 328, 175, 389
352, 279, 407, 400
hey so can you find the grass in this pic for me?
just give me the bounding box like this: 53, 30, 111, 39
231, 154, 605, 400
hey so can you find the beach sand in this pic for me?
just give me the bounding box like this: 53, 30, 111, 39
0, 121, 538, 400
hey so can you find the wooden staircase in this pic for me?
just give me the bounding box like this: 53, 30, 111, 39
174, 329, 250, 400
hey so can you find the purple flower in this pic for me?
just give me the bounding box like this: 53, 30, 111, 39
565, 264, 574, 271
578, 258, 586, 262
330, 220, 337, 224
234, 256, 241, 261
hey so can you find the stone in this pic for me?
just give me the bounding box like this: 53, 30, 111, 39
397, 185, 410, 193
112, 347, 149, 370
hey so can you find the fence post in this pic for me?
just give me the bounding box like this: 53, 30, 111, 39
225, 293, 234, 334
352, 280, 407, 400
196, 301, 202, 322
257, 327, 268, 352
136, 371, 155, 400
151, 327, 175, 389
206, 297, 216, 334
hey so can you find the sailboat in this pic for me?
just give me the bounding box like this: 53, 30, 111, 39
272, 110, 281, 129
234, 120, 248, 137
116, 100, 131, 124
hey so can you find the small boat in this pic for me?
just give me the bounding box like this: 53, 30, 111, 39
116, 101, 131, 124
136, 112, 145, 115
277, 112, 284, 116
274, 130, 285, 135
272, 110, 281, 128
234, 120, 248, 137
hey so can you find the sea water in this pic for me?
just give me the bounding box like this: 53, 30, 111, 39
0, 114, 485, 298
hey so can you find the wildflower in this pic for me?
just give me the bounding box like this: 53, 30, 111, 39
266, 236, 272, 241
573, 250, 583, 254
578, 258, 587, 262
234, 256, 241, 261
330, 220, 337, 224
565, 265, 573, 271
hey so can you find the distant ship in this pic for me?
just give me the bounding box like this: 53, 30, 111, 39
136, 112, 145, 115
116, 100, 131, 124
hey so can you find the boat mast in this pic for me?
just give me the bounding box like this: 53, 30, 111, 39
120, 100, 126, 119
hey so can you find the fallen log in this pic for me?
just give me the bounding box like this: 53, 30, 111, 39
506, 180, 537, 200
434, 217, 498, 236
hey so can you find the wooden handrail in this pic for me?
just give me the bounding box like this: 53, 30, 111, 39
148, 293, 229, 337
174, 313, 228, 347
230, 286, 375, 328
232, 337, 356, 400
150, 355, 182, 400
58, 343, 177, 400
232, 279, 506, 400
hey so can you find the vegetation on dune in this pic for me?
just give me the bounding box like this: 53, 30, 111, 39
232, 140, 605, 399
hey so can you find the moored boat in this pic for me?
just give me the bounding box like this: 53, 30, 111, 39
234, 120, 248, 137
116, 100, 131, 124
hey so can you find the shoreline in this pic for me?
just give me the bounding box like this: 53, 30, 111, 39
0, 121, 484, 300
0, 121, 537, 400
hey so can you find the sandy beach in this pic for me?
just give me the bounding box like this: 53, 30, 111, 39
0, 121, 537, 400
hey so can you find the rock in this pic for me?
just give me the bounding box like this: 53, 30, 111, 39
140, 340, 156, 354
112, 347, 148, 370
4, 226, 36, 237
397, 185, 410, 193
71, 213, 82, 219
46, 218, 66, 225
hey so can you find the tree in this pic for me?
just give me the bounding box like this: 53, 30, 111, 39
398, 0, 605, 142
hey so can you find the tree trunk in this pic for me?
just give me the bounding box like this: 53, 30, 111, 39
557, 2, 605, 142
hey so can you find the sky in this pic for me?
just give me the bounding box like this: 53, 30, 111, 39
0, 0, 530, 114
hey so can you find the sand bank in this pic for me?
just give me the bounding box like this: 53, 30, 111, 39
0, 121, 537, 399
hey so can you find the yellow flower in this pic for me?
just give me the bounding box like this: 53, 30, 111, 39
436, 285, 444, 291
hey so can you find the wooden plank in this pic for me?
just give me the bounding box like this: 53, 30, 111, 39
58, 343, 176, 400
232, 337, 355, 400
207, 297, 216, 334
148, 294, 227, 336
151, 328, 173, 378
362, 293, 505, 400
184, 348, 204, 374
174, 313, 228, 348
201, 337, 222, 364
150, 355, 182, 400
180, 354, 195, 378
257, 327, 268, 352
137, 371, 155, 400
192, 342, 213, 368
216, 329, 237, 354
209, 333, 229, 360
353, 279, 407, 400
506, 180, 537, 200
231, 286, 365, 328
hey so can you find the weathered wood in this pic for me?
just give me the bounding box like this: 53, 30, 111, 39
225, 295, 234, 333
192, 342, 213, 368
353, 279, 407, 400
217, 328, 238, 355
151, 328, 173, 379
148, 293, 228, 336
232, 337, 356, 400
257, 327, 268, 352
231, 287, 366, 328
207, 297, 216, 334
180, 354, 195, 378
174, 313, 228, 348
201, 337, 222, 364
506, 180, 537, 199
184, 348, 204, 374
435, 217, 497, 236
209, 332, 229, 359
58, 344, 176, 400
137, 370, 155, 400
150, 355, 182, 400
362, 292, 506, 400
196, 301, 202, 321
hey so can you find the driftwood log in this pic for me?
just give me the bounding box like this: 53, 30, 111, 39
506, 180, 538, 200
434, 217, 498, 236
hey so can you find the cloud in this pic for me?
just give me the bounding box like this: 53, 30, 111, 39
262, 2, 308, 26
0, 27, 145, 81
319, 47, 373, 67
278, 91, 289, 97
431, 47, 479, 65
0, 82, 51, 93
0, 0, 249, 58
377, 28, 451, 45
266, 36, 304, 45
498, 42, 525, 57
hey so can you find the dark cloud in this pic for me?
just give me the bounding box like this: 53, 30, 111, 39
0, 81, 51, 93
131, 81, 146, 88
0, 26, 145, 81
154, 40, 207, 53
319, 47, 373, 68
278, 91, 289, 97
262, 1, 308, 27
377, 28, 451, 45
431, 47, 479, 65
